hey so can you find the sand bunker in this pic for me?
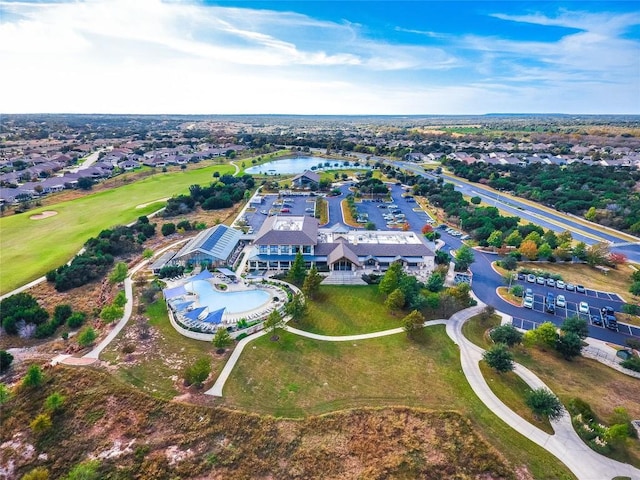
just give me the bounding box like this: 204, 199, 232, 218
30, 211, 58, 220
136, 198, 169, 209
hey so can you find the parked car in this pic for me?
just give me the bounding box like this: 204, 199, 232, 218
546, 278, 556, 287
523, 296, 534, 309
517, 273, 525, 281
591, 314, 603, 326
556, 295, 566, 308
536, 276, 546, 285
527, 274, 536, 283
545, 293, 555, 313
601, 307, 618, 330
566, 283, 576, 291
576, 285, 586, 293
260, 209, 268, 214
280, 208, 290, 213
578, 301, 590, 314
525, 288, 533, 297
556, 280, 566, 289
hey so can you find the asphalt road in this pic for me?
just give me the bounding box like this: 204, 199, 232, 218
386, 159, 640, 263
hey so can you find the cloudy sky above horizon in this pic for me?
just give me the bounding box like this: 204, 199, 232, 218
1, 0, 639, 115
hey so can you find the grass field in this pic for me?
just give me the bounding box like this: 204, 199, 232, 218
295, 285, 402, 335
0, 163, 234, 293
222, 326, 574, 478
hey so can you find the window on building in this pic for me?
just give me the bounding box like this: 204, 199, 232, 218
259, 245, 268, 254
302, 245, 311, 254
270, 245, 278, 254
280, 245, 289, 255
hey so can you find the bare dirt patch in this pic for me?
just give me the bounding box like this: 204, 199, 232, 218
29, 210, 57, 220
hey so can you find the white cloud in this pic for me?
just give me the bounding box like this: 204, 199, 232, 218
0, 0, 637, 114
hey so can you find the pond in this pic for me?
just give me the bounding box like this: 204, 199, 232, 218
245, 156, 371, 175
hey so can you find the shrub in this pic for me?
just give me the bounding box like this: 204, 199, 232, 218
567, 398, 596, 423
113, 290, 127, 308
66, 312, 86, 329
53, 304, 73, 326
109, 262, 128, 284
161, 223, 176, 236
30, 413, 52, 433
77, 327, 97, 348
0, 350, 14, 373
64, 460, 101, 480
621, 355, 640, 372
510, 284, 524, 297
184, 357, 211, 387
22, 364, 44, 388
100, 305, 124, 323
44, 392, 65, 413
21, 467, 50, 480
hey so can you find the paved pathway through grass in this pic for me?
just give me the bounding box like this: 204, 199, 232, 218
207, 306, 640, 480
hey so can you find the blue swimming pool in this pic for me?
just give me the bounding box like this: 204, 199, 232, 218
186, 280, 271, 314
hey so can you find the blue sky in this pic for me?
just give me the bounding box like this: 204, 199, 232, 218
1, 0, 638, 114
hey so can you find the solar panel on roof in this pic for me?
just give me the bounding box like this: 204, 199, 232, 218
201, 227, 227, 252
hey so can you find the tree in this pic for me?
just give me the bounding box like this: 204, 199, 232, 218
161, 222, 176, 236
385, 288, 406, 314
53, 304, 73, 325
585, 206, 597, 221
487, 230, 503, 249
557, 230, 573, 246
608, 252, 627, 266
434, 250, 450, 265
519, 239, 538, 260
555, 332, 583, 360
22, 364, 44, 388
483, 344, 514, 373
526, 388, 563, 421
77, 177, 94, 190
538, 242, 552, 260
505, 230, 522, 248
109, 262, 128, 284
379, 261, 403, 295
490, 325, 523, 347
284, 293, 306, 321
561, 316, 589, 339
585, 242, 610, 267
212, 328, 232, 353
630, 282, 640, 297
113, 290, 127, 308
542, 230, 558, 249
402, 310, 425, 336
454, 245, 475, 272
287, 251, 307, 286
0, 350, 13, 373
143, 248, 154, 260
77, 327, 97, 347
500, 255, 517, 271
572, 241, 587, 261
1, 292, 49, 335
524, 322, 558, 349
44, 392, 65, 413
426, 271, 444, 292
264, 309, 284, 340
302, 265, 322, 299
523, 231, 542, 246
470, 196, 481, 205
184, 357, 211, 387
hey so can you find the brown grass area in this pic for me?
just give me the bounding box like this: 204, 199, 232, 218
518, 262, 634, 300
497, 286, 523, 306
340, 199, 363, 228
1, 367, 518, 480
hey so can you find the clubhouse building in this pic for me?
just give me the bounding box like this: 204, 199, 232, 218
246, 215, 435, 274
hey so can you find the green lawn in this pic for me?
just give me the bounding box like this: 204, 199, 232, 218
294, 285, 403, 335
222, 326, 574, 479
0, 163, 234, 293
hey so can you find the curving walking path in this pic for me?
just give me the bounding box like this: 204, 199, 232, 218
207, 308, 640, 480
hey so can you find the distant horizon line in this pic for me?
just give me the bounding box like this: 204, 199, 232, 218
3, 112, 640, 118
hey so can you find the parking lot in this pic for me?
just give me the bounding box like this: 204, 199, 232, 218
240, 193, 318, 234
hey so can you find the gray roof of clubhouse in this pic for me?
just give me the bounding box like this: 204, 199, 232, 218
254, 215, 318, 245
173, 224, 242, 262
